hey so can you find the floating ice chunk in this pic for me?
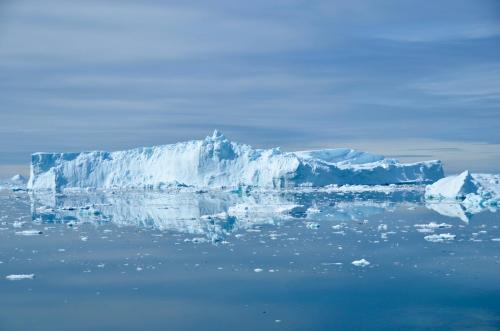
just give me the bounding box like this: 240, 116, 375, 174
253, 268, 263, 273
321, 262, 343, 266
378, 224, 388, 231
15, 229, 43, 236
414, 222, 452, 232
28, 131, 443, 191
6, 274, 34, 281
12, 221, 25, 228
306, 222, 320, 229
424, 233, 455, 243
352, 259, 370, 267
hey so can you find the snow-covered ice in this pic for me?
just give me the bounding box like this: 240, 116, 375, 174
352, 259, 370, 267
424, 233, 456, 243
425, 171, 478, 200
426, 171, 500, 202
28, 131, 443, 191
306, 222, 320, 229
15, 229, 43, 236
425, 171, 500, 216
5, 274, 35, 281
414, 222, 452, 232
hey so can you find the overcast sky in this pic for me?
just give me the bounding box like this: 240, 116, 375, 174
1, 0, 500, 175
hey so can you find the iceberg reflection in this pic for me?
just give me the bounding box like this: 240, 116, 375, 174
29, 187, 422, 239
29, 186, 497, 240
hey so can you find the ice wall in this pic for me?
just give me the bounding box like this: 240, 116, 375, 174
28, 131, 444, 191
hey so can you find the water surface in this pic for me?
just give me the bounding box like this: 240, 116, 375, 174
0, 188, 499, 330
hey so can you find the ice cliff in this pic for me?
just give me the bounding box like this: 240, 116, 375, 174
28, 130, 444, 191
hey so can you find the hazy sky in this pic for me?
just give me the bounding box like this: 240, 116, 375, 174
1, 0, 500, 175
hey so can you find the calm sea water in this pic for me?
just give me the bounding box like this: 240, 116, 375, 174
0, 188, 499, 331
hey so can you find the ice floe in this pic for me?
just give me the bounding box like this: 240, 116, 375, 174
15, 229, 43, 236
424, 233, 456, 243
5, 274, 35, 281
414, 222, 452, 233
352, 259, 370, 267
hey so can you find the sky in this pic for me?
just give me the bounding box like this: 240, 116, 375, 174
1, 0, 500, 176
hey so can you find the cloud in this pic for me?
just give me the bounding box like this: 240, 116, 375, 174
413, 63, 500, 102
377, 22, 500, 42
0, 0, 313, 63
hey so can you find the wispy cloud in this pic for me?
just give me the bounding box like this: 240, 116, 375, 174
413, 63, 500, 101
0, 0, 499, 175
0, 1, 313, 63
377, 22, 500, 43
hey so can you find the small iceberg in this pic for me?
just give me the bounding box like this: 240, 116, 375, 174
425, 171, 500, 220
0, 174, 28, 191
425, 171, 478, 200
10, 174, 27, 185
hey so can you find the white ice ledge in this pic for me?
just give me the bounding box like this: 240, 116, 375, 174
28, 130, 444, 191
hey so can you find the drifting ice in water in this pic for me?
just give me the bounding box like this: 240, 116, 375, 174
28, 130, 444, 191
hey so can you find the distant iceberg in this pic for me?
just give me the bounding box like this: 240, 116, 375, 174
28, 130, 444, 191
0, 173, 27, 191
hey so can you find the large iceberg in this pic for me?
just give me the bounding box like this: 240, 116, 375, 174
28, 130, 444, 191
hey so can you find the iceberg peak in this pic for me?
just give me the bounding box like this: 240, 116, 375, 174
210, 129, 225, 140
425, 170, 478, 200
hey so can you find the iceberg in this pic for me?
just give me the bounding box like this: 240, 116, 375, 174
425, 170, 478, 200
10, 174, 27, 184
425, 171, 500, 218
425, 171, 500, 202
0, 173, 28, 191
28, 130, 444, 192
